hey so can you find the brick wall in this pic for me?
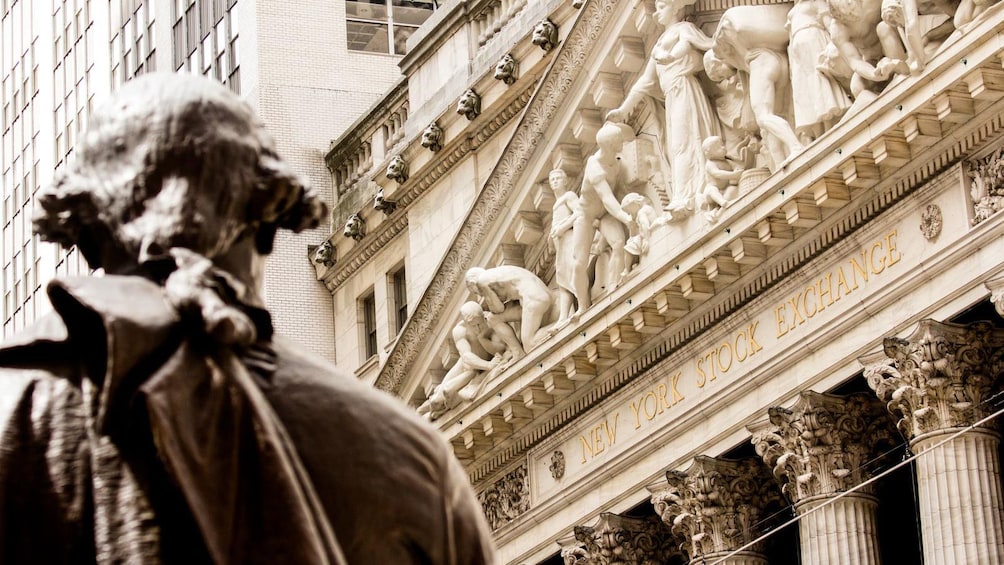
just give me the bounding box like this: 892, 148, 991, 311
249, 0, 403, 363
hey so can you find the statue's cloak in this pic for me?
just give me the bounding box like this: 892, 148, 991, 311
0, 275, 494, 564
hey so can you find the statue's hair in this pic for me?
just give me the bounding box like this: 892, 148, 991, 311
34, 73, 326, 269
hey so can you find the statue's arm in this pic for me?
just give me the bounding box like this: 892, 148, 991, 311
609, 58, 661, 121
676, 22, 714, 56
454, 329, 495, 371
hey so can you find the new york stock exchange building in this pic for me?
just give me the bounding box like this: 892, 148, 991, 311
320, 0, 1004, 561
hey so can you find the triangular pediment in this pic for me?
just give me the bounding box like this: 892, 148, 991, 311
364, 0, 1004, 491
375, 0, 637, 397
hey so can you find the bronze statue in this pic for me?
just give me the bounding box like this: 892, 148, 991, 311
0, 73, 496, 564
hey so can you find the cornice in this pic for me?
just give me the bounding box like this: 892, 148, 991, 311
374, 0, 617, 393
323, 82, 535, 292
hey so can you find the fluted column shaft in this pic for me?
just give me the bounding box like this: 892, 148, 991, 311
913, 428, 1004, 565
796, 493, 880, 565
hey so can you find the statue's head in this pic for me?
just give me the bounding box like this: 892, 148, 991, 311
595, 121, 631, 151
465, 267, 486, 294
459, 301, 486, 325
33, 73, 325, 276
548, 168, 568, 191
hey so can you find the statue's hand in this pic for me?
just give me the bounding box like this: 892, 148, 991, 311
606, 108, 628, 123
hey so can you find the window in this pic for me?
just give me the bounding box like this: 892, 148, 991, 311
360, 291, 377, 360
390, 266, 407, 333
346, 0, 434, 55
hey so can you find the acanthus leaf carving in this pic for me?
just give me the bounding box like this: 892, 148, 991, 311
649, 456, 780, 560
477, 463, 530, 531
862, 320, 1004, 439
750, 391, 897, 503
968, 147, 1004, 225
567, 512, 679, 565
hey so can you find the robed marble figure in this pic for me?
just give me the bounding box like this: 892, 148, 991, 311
0, 74, 496, 564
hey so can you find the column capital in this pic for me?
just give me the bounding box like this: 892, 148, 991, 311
861, 319, 1004, 440
560, 512, 679, 565
750, 391, 896, 503
648, 456, 780, 559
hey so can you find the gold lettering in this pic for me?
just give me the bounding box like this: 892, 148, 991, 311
591, 424, 606, 455
717, 341, 734, 373
579, 435, 593, 464
670, 372, 684, 405
696, 355, 708, 388
643, 391, 659, 420
886, 230, 901, 267
836, 265, 853, 296
870, 241, 886, 274
657, 383, 672, 410
736, 330, 749, 362
788, 292, 806, 326
803, 284, 818, 318
603, 413, 619, 445
748, 321, 763, 354
849, 252, 868, 289
816, 272, 835, 308
629, 399, 642, 430
775, 304, 788, 338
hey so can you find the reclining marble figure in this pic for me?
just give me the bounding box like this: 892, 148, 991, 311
0, 73, 496, 564
418, 302, 516, 419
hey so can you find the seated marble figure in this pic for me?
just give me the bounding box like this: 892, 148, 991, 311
0, 73, 496, 564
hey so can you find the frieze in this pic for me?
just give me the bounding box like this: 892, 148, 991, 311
477, 463, 531, 530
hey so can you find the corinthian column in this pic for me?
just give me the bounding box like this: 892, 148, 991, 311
862, 319, 1004, 565
556, 512, 680, 564
750, 391, 897, 565
648, 456, 781, 565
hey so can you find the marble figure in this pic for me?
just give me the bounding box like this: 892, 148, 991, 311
607, 0, 721, 214
417, 302, 515, 420
548, 168, 583, 326
709, 5, 804, 169
465, 265, 555, 356
569, 122, 634, 318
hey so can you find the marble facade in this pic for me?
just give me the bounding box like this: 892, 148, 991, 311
321, 0, 1004, 561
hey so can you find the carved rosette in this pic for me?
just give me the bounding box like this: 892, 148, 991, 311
477, 463, 530, 531
919, 204, 942, 240
569, 513, 678, 565
750, 391, 896, 504
550, 450, 566, 480
861, 319, 1004, 440
649, 456, 780, 560
967, 147, 1004, 225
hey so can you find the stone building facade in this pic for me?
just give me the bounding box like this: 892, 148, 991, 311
322, 0, 1004, 562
